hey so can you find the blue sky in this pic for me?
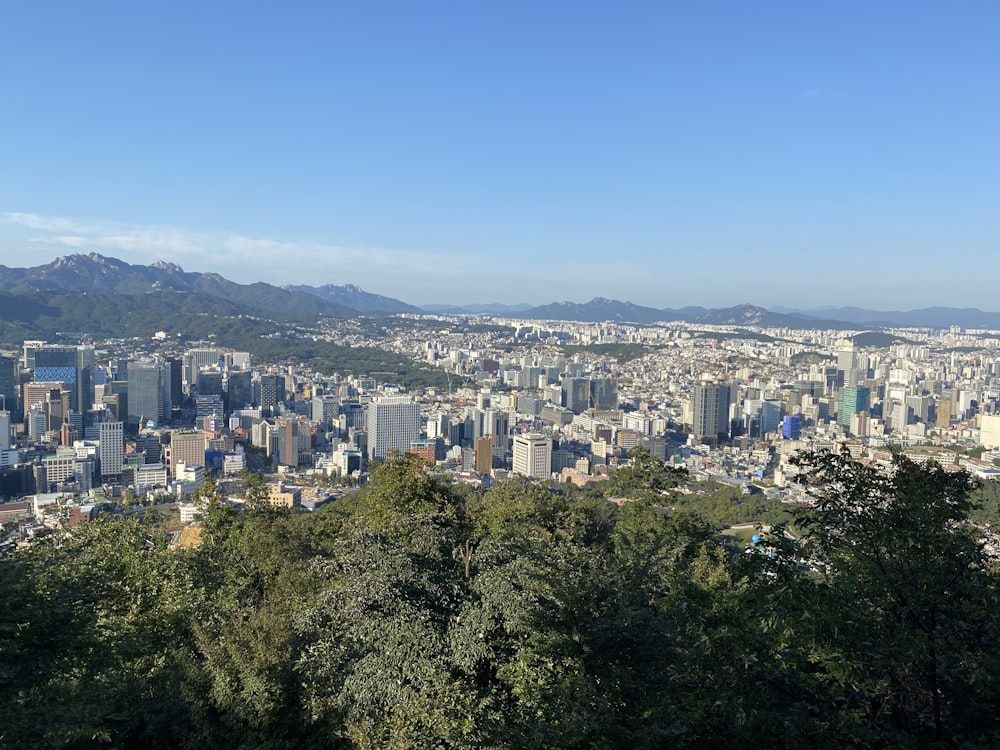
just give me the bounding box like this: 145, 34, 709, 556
1, 2, 997, 310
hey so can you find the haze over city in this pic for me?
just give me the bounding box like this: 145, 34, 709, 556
1, 2, 997, 309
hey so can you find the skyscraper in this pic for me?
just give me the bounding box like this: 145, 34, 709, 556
692, 383, 732, 443
839, 386, 871, 428
226, 370, 253, 415
258, 374, 286, 415
98, 420, 124, 479
562, 377, 590, 414
0, 409, 12, 451
367, 395, 421, 462
590, 378, 618, 410
0, 355, 18, 417
128, 360, 164, 427
76, 345, 95, 424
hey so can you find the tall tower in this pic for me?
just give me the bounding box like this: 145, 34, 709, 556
367, 395, 420, 462
226, 370, 253, 415
98, 420, 124, 479
76, 345, 95, 425
0, 355, 18, 417
839, 386, 871, 428
692, 382, 732, 443
562, 377, 591, 414
127, 360, 163, 428
258, 374, 286, 415
0, 409, 12, 451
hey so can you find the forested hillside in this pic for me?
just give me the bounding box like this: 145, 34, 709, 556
2, 452, 999, 749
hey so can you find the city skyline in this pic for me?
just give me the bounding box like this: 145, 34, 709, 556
2, 2, 997, 309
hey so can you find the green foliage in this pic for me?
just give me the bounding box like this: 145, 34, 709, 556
790, 450, 1000, 745
4, 452, 1000, 747
605, 445, 686, 502
674, 481, 792, 528
561, 342, 658, 363
851, 331, 918, 347
0, 517, 199, 749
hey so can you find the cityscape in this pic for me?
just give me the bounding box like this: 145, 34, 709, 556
4, 253, 1000, 745
3, 2, 999, 746
2, 255, 999, 527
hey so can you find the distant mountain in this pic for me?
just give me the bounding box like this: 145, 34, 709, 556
514, 299, 855, 329
687, 304, 856, 329
522, 298, 669, 323
5, 254, 997, 332
0, 253, 356, 318
420, 302, 535, 315
774, 306, 1000, 329
285, 283, 420, 314
0, 289, 280, 343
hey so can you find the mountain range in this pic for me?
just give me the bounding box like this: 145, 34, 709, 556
1, 253, 998, 331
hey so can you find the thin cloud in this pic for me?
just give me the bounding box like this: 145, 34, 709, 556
1, 211, 476, 289
50, 235, 91, 247
3, 212, 95, 233
803, 88, 845, 98
100, 230, 207, 256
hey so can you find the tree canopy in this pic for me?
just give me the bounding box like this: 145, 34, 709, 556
3, 451, 999, 748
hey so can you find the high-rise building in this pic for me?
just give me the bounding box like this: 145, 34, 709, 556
512, 433, 552, 478
0, 410, 11, 451
562, 378, 591, 414
367, 395, 421, 462
474, 435, 494, 473
258, 374, 286, 414
160, 360, 173, 420
760, 399, 783, 435
226, 370, 253, 415
29, 345, 94, 425
135, 432, 163, 464
34, 345, 77, 405
781, 415, 802, 440
167, 358, 183, 408
0, 355, 18, 417
127, 360, 164, 427
98, 421, 124, 479
981, 415, 1000, 450
692, 383, 732, 442
340, 401, 366, 431
75, 346, 95, 424
490, 409, 509, 463
839, 386, 871, 428
23, 381, 64, 420
105, 381, 128, 427
590, 378, 618, 410
22, 340, 45, 371
197, 370, 224, 398
274, 416, 311, 467
936, 399, 953, 429
185, 348, 222, 379
167, 430, 206, 478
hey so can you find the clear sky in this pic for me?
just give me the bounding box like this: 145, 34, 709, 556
1, 1, 997, 310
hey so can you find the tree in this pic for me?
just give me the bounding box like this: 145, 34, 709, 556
790, 450, 1000, 745
605, 445, 686, 502
0, 517, 200, 749
344, 451, 463, 532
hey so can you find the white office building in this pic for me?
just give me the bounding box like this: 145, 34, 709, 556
367, 395, 421, 461
99, 420, 124, 478
512, 433, 552, 479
